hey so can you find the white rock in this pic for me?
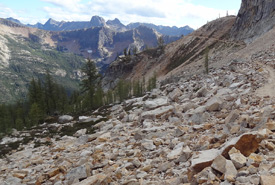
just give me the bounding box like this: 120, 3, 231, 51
58, 115, 73, 123
229, 147, 247, 169
144, 97, 169, 110
74, 129, 87, 137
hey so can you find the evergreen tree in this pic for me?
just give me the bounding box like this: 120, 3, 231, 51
81, 59, 101, 109
28, 103, 44, 126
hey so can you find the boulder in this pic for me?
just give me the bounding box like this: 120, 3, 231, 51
167, 142, 184, 160
142, 140, 156, 151
205, 96, 222, 111
260, 176, 275, 185
225, 110, 240, 124
194, 167, 217, 184
65, 164, 91, 184
221, 131, 264, 157
228, 147, 247, 169
211, 155, 227, 173
176, 146, 192, 163
141, 105, 174, 120
58, 115, 73, 123
190, 149, 220, 173
168, 88, 182, 101
144, 97, 169, 110
211, 155, 237, 181
196, 87, 208, 97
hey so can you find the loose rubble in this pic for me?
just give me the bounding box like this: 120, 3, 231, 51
0, 58, 275, 185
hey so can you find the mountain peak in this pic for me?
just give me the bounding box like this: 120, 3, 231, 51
90, 16, 106, 27
6, 17, 22, 25
45, 18, 60, 26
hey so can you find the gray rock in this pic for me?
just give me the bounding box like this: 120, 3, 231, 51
58, 115, 73, 123
158, 162, 175, 172
142, 140, 156, 151
144, 97, 169, 110
65, 164, 91, 184
225, 110, 240, 124
230, 0, 275, 43
196, 87, 208, 97
168, 88, 182, 101
205, 96, 222, 111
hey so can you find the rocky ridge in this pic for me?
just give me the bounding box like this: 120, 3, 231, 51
0, 50, 275, 184
230, 0, 275, 43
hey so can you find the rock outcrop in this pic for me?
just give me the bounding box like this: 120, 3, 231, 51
231, 0, 275, 43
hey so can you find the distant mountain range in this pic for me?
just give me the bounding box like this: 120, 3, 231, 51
6, 16, 194, 36
0, 16, 193, 103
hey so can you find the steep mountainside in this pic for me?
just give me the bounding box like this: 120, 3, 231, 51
104, 0, 275, 89
103, 16, 245, 88
230, 0, 275, 43
52, 25, 180, 68
0, 19, 85, 103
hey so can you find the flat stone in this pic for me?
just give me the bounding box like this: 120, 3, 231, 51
12, 173, 26, 179
211, 155, 227, 174
158, 162, 175, 172
98, 132, 111, 142
167, 143, 184, 160
190, 149, 220, 173
225, 110, 240, 124
260, 175, 275, 185
142, 140, 156, 151
205, 96, 222, 111
176, 146, 192, 163
229, 147, 247, 169
144, 97, 169, 110
65, 164, 91, 184
76, 173, 110, 185
196, 87, 208, 97
141, 105, 174, 120
169, 88, 182, 101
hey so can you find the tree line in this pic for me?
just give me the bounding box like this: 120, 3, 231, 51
0, 59, 157, 134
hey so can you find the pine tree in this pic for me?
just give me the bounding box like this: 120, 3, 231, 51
28, 103, 44, 126
81, 59, 101, 109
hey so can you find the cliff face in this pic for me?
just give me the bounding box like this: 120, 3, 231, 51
231, 0, 275, 43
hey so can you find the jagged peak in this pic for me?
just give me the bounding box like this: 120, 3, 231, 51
44, 18, 60, 26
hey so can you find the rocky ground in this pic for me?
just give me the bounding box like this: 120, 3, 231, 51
0, 54, 275, 185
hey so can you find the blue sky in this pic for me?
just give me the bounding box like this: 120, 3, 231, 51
0, 0, 242, 29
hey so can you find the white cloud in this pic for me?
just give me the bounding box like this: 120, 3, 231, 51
0, 3, 18, 19
0, 1, 239, 29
